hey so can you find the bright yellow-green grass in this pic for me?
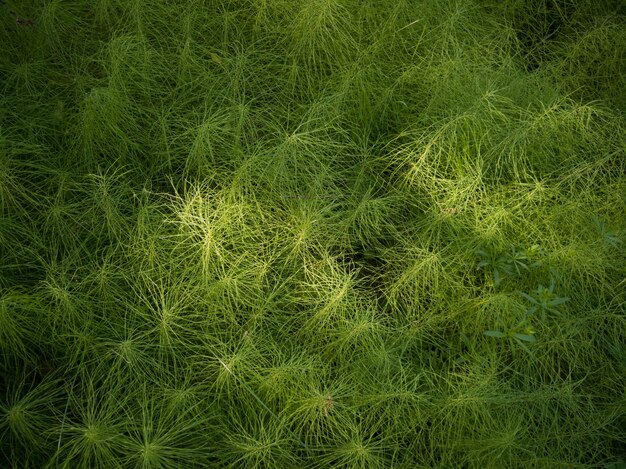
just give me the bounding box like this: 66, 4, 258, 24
1, 0, 625, 467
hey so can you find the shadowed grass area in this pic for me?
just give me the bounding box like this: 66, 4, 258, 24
1, 0, 625, 467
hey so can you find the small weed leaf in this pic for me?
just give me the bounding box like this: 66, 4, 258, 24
484, 330, 507, 338
605, 461, 626, 469
476, 244, 540, 287
594, 217, 622, 247
520, 284, 570, 320
512, 333, 536, 343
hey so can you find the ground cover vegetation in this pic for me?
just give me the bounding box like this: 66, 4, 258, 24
1, 0, 625, 467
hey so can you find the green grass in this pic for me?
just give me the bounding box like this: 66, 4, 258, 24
1, 0, 625, 467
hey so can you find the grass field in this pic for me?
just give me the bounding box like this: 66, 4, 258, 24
1, 0, 625, 467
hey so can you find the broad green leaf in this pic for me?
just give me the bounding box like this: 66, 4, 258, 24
548, 297, 570, 306
484, 330, 506, 338
493, 269, 501, 286
513, 333, 536, 342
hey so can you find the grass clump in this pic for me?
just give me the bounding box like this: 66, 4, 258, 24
1, 0, 625, 467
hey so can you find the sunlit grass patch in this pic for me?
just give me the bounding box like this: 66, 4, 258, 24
1, 0, 625, 466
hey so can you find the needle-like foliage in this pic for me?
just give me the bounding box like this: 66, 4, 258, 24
1, 0, 625, 467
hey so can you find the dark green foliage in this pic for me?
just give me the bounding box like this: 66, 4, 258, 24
1, 0, 625, 467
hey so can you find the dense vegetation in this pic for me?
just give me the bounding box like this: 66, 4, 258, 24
1, 0, 625, 467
